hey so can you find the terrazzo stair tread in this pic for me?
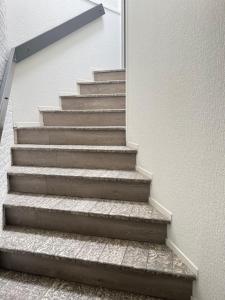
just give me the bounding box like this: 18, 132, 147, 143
61, 94, 126, 110
0, 228, 195, 300
12, 144, 136, 170
8, 166, 149, 183
8, 167, 150, 202
94, 70, 125, 81
12, 144, 136, 153
4, 193, 169, 243
78, 80, 126, 95
40, 109, 126, 127
0, 269, 162, 300
77, 80, 126, 85
15, 126, 126, 146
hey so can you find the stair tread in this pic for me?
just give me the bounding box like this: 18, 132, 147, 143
0, 269, 161, 300
12, 144, 136, 153
60, 93, 126, 98
0, 227, 195, 279
40, 109, 125, 113
8, 166, 150, 183
5, 193, 169, 224
94, 69, 125, 73
77, 80, 126, 85
16, 126, 125, 131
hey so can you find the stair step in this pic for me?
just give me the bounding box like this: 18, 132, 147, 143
0, 269, 163, 300
15, 126, 126, 146
4, 193, 169, 243
94, 69, 125, 81
8, 167, 151, 202
61, 94, 126, 110
12, 145, 137, 170
40, 109, 126, 126
78, 80, 126, 95
0, 228, 195, 300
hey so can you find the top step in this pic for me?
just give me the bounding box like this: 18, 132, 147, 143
94, 69, 125, 81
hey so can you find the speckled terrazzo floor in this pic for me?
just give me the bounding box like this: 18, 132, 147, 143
0, 269, 163, 300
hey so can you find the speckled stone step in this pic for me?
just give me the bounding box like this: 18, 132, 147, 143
4, 194, 169, 243
0, 269, 162, 300
61, 94, 126, 110
94, 69, 125, 81
15, 126, 126, 146
8, 167, 151, 202
40, 109, 126, 126
78, 80, 125, 95
0, 228, 195, 300
12, 145, 137, 170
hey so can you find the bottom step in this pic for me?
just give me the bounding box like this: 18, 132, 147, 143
0, 228, 195, 300
0, 269, 162, 299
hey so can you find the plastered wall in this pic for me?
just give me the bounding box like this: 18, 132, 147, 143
126, 1, 225, 299
6, 0, 122, 125
0, 0, 14, 231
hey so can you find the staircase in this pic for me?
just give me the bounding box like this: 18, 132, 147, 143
1, 69, 195, 300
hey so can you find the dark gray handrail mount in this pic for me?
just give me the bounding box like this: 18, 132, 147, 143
0, 4, 105, 140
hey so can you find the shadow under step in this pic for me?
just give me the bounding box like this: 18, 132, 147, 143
12, 145, 137, 170
40, 109, 125, 127
78, 80, 125, 95
8, 167, 150, 202
94, 69, 125, 81
4, 193, 169, 243
0, 227, 195, 300
61, 94, 126, 110
15, 126, 126, 146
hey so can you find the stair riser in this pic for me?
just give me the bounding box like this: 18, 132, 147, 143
42, 112, 125, 127
4, 206, 167, 243
61, 96, 125, 110
94, 71, 125, 81
12, 150, 136, 170
79, 83, 125, 95
8, 175, 150, 202
15, 129, 126, 146
0, 251, 193, 300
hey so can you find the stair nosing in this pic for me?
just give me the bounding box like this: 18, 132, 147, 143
15, 126, 126, 131
94, 69, 125, 74
60, 93, 126, 98
77, 80, 126, 85
40, 109, 126, 114
11, 145, 137, 153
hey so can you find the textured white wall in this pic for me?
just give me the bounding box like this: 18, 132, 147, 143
0, 0, 8, 80
0, 0, 14, 231
6, 0, 122, 125
126, 1, 225, 300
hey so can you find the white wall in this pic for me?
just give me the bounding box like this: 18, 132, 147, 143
0, 0, 14, 231
6, 0, 122, 125
126, 1, 225, 300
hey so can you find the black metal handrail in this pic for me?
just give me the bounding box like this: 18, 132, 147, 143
0, 4, 105, 141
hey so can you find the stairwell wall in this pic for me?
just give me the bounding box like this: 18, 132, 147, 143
6, 0, 122, 125
126, 1, 225, 300
0, 0, 14, 232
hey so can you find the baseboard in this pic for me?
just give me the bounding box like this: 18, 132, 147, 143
14, 122, 40, 128
136, 165, 153, 180
127, 141, 139, 150
150, 197, 172, 221
166, 239, 199, 277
